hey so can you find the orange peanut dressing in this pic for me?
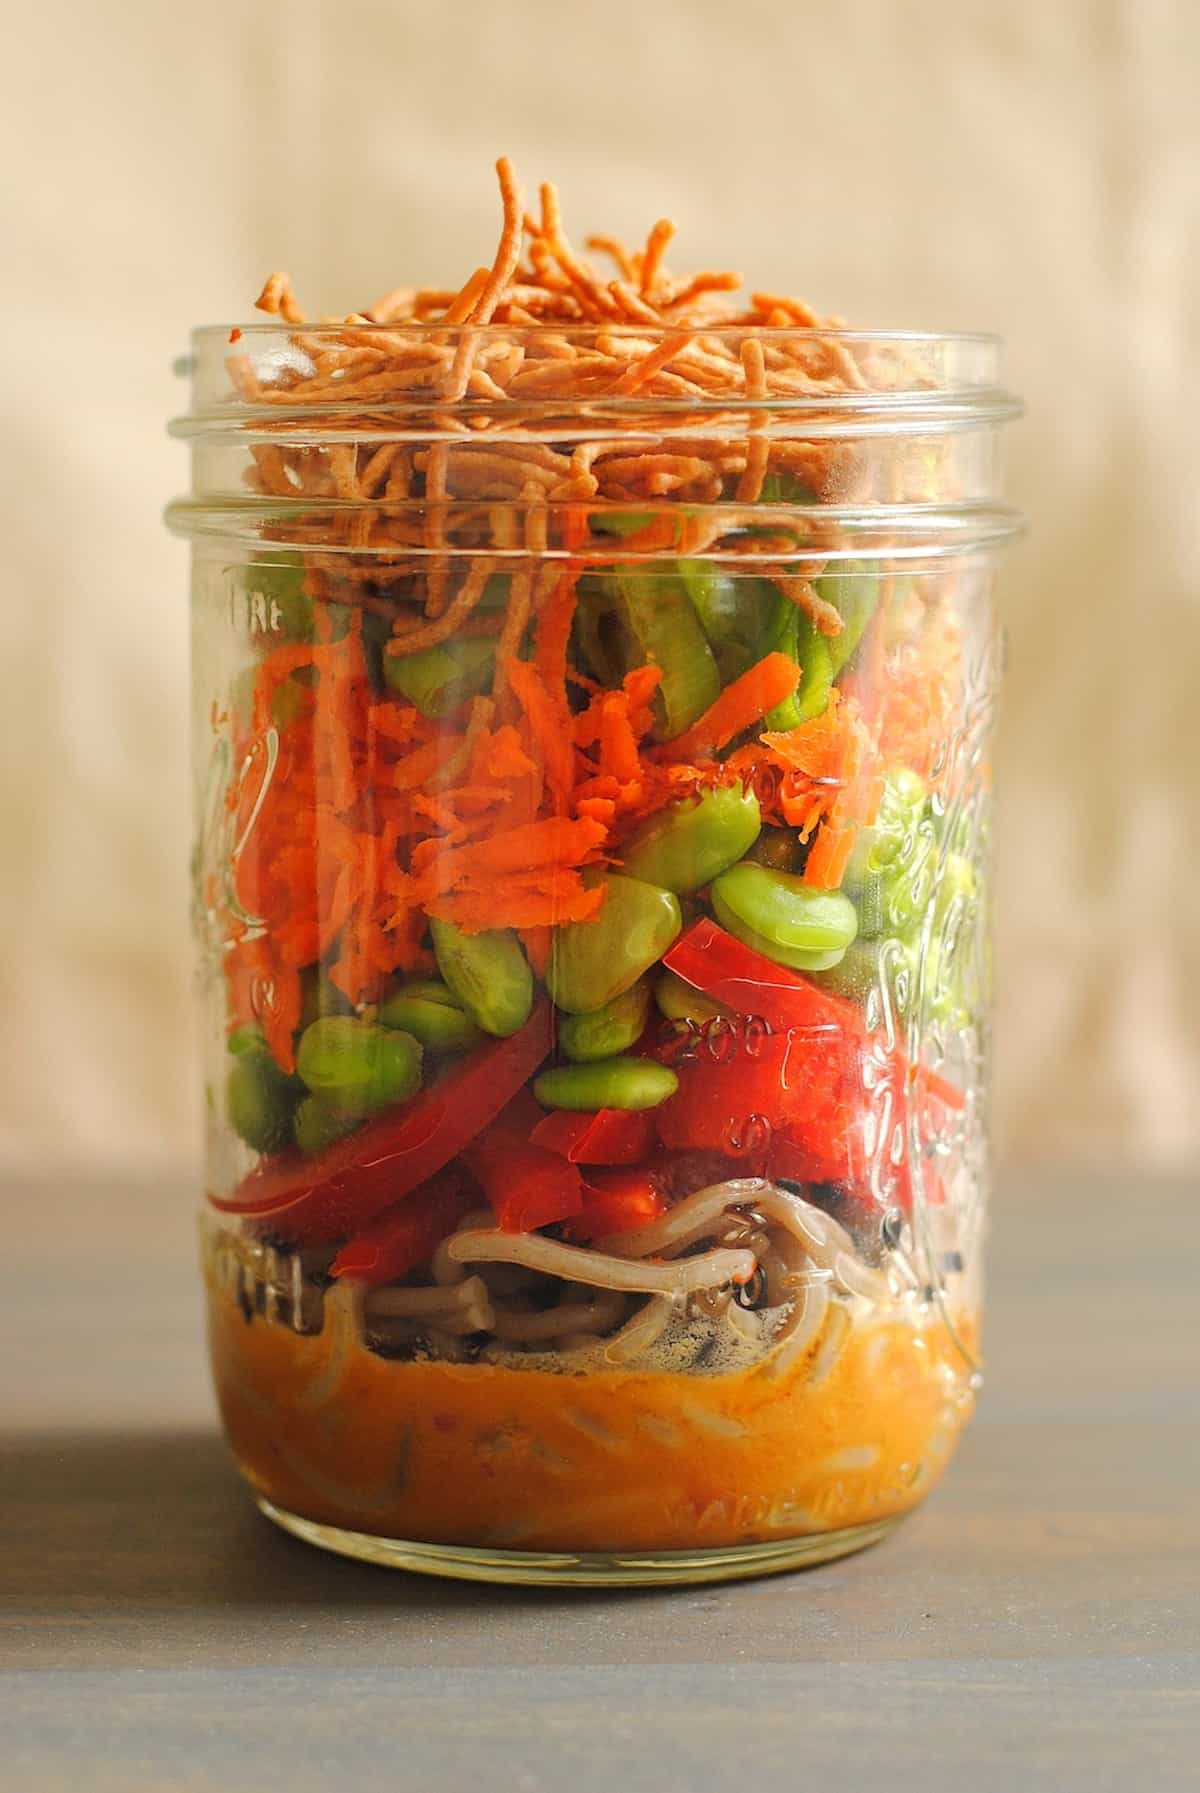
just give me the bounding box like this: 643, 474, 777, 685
207, 1269, 977, 1554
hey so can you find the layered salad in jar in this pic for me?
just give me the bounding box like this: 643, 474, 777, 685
190, 159, 999, 1572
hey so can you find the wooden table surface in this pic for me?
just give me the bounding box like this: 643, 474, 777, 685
3, 1171, 1198, 1791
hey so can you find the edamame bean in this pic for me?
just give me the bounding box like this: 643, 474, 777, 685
547, 875, 682, 1014
379, 980, 484, 1051
533, 1057, 679, 1112
431, 918, 534, 1037
297, 1016, 423, 1116
293, 1094, 361, 1156
710, 862, 858, 971
226, 1050, 300, 1153
653, 969, 732, 1024
620, 785, 761, 894
558, 976, 652, 1062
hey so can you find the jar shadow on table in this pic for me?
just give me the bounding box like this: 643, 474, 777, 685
2, 1429, 703, 1616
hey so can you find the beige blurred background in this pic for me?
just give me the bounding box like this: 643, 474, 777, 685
2, 0, 1197, 1177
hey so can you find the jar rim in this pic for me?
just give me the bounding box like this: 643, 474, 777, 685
189, 321, 1005, 347
165, 494, 1026, 562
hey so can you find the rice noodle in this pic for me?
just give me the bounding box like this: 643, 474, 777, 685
599, 1177, 767, 1258
487, 1289, 627, 1343
293, 1278, 364, 1410
603, 1178, 892, 1305
431, 1209, 494, 1286
601, 1294, 678, 1365
831, 1248, 891, 1304
757, 1238, 804, 1308
445, 1227, 756, 1295
767, 1277, 832, 1377
723, 1300, 763, 1349
807, 1300, 853, 1388
365, 1275, 495, 1334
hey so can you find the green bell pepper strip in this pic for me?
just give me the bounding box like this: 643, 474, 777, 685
675, 561, 771, 682
758, 471, 817, 504
815, 558, 881, 678
676, 561, 833, 729
590, 510, 657, 537
761, 596, 834, 729
611, 567, 721, 739
383, 637, 496, 718
573, 577, 626, 688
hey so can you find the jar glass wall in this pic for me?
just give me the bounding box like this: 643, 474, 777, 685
169, 322, 1020, 1584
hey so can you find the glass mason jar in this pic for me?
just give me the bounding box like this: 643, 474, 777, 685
168, 322, 1022, 1585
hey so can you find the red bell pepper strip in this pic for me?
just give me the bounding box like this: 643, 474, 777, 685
530, 1106, 657, 1166
663, 918, 864, 1038
464, 1124, 584, 1233
562, 1169, 668, 1243
208, 999, 554, 1245
656, 1022, 861, 1187
663, 916, 964, 1123
330, 1171, 472, 1285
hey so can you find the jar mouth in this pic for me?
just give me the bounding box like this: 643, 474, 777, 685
169, 320, 1023, 563
171, 322, 1022, 436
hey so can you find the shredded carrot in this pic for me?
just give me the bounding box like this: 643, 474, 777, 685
598, 692, 643, 784
657, 653, 800, 763
620, 665, 662, 738
761, 690, 867, 785
504, 657, 574, 812
803, 821, 857, 890
412, 816, 607, 885
432, 879, 605, 934
219, 164, 950, 1044
393, 738, 463, 792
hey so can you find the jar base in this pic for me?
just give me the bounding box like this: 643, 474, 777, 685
257, 1497, 902, 1587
